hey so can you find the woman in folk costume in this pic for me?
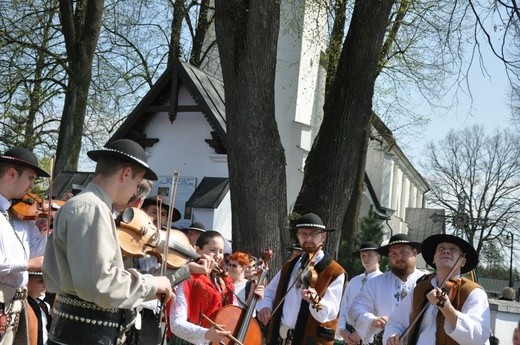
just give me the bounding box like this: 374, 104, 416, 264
169, 231, 234, 345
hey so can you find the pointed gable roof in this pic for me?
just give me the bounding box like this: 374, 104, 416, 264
110, 58, 227, 149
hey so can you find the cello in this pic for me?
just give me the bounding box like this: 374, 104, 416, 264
210, 248, 272, 345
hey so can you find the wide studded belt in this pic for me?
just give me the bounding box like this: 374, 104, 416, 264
50, 294, 136, 345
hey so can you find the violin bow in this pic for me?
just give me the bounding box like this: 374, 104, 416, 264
270, 244, 321, 317
398, 252, 466, 344
161, 171, 180, 276
45, 155, 55, 239
157, 172, 180, 342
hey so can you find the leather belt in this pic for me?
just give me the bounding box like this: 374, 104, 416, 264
49, 294, 136, 345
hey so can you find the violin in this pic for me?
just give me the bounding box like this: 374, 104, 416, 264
300, 245, 323, 310
10, 192, 64, 221
154, 229, 200, 269
117, 207, 203, 269
435, 278, 459, 308
210, 248, 272, 345
117, 207, 161, 258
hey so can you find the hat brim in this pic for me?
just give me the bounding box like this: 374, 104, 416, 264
141, 199, 182, 222
421, 234, 478, 274
0, 156, 50, 177
378, 240, 422, 257
87, 150, 157, 180
286, 225, 335, 232
351, 248, 380, 258
186, 226, 206, 233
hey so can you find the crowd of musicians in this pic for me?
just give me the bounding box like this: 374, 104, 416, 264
0, 139, 505, 345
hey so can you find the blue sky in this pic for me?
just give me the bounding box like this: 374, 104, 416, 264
402, 48, 512, 169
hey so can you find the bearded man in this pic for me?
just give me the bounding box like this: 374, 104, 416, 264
347, 234, 425, 345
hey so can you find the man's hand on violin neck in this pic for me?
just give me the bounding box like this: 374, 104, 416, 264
301, 287, 318, 303
189, 254, 215, 275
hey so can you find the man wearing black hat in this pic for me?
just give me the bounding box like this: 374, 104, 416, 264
183, 221, 206, 248
384, 234, 490, 345
26, 270, 51, 345
42, 139, 173, 345
0, 147, 49, 345
338, 242, 383, 344
348, 234, 425, 345
141, 195, 181, 230
257, 213, 346, 345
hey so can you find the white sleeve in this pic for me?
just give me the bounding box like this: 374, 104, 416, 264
309, 272, 346, 323
338, 280, 351, 331
383, 290, 412, 344
255, 270, 281, 312
169, 283, 208, 344
348, 279, 378, 341
445, 288, 491, 345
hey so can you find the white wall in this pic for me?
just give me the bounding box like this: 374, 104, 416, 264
275, 0, 328, 210
142, 87, 230, 236
489, 299, 520, 344
144, 111, 228, 181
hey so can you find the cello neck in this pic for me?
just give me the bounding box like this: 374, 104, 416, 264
235, 268, 268, 342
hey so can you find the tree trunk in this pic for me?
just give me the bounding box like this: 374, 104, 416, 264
54, 0, 104, 174
190, 0, 212, 67
214, 0, 287, 270
294, 0, 396, 256
168, 0, 186, 67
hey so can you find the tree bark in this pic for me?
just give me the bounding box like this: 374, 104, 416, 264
214, 0, 287, 270
55, 0, 104, 174
294, 0, 396, 256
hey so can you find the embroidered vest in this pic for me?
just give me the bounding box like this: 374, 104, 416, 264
267, 253, 345, 345
183, 273, 234, 328
408, 275, 481, 345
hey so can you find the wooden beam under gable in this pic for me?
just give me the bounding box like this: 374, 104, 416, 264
169, 60, 180, 123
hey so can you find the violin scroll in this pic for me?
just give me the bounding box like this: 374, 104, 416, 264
10, 192, 64, 221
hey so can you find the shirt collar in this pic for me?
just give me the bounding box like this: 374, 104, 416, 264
0, 193, 11, 213
365, 269, 382, 278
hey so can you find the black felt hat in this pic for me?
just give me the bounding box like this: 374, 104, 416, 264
351, 241, 379, 258
421, 234, 478, 274
185, 221, 206, 233
141, 196, 181, 222
378, 233, 422, 256
293, 213, 335, 232
87, 139, 157, 180
0, 148, 50, 177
